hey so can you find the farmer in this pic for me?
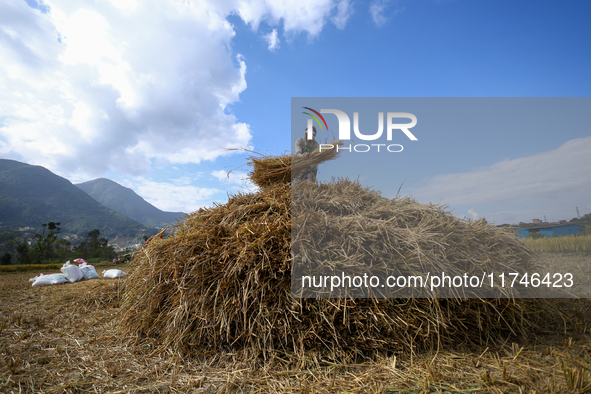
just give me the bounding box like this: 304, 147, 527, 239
294, 125, 319, 182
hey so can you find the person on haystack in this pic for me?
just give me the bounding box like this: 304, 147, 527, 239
294, 125, 319, 182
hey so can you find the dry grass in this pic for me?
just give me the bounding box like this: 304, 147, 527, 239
0, 264, 62, 274
247, 140, 342, 187
0, 261, 126, 274
3, 270, 591, 393
524, 234, 591, 254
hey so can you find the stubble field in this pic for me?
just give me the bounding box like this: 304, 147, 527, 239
1, 253, 591, 393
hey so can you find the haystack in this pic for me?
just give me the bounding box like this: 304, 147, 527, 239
118, 150, 547, 361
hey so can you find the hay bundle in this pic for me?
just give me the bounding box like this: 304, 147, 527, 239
248, 141, 342, 187
118, 178, 546, 360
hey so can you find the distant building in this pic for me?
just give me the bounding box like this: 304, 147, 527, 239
532, 219, 542, 225
517, 224, 585, 238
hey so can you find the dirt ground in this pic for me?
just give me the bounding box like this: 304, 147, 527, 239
2, 254, 591, 393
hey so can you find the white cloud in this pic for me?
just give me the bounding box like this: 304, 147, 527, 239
122, 178, 222, 213
332, 0, 353, 29
0, 0, 352, 180
264, 28, 280, 51
369, 0, 400, 27
467, 208, 479, 220
236, 0, 352, 37
409, 136, 591, 207
0, 0, 250, 179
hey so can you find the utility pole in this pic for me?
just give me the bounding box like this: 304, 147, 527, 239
576, 206, 581, 219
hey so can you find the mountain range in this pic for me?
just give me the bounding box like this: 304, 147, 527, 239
76, 178, 184, 228
0, 159, 185, 239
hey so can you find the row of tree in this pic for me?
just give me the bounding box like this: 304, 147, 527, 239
0, 222, 117, 265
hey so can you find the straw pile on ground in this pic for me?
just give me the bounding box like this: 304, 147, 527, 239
118, 152, 547, 362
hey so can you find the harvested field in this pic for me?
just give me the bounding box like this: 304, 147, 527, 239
2, 261, 591, 393
3, 152, 590, 392
534, 253, 591, 298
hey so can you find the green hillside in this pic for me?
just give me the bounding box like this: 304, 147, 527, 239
76, 178, 185, 227
0, 159, 150, 239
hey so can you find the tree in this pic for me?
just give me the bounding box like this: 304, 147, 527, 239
87, 229, 101, 254
54, 239, 71, 255
88, 229, 100, 241
16, 242, 32, 265
33, 222, 61, 264
74, 229, 116, 260
1, 252, 12, 265
0, 232, 21, 262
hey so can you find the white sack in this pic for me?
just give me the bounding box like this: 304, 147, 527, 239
102, 269, 127, 279
79, 262, 100, 280
61, 261, 84, 283
30, 273, 68, 287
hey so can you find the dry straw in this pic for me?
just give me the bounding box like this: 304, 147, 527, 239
118, 150, 550, 363
247, 140, 343, 187
1, 271, 587, 393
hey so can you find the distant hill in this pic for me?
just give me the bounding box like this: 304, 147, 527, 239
76, 178, 185, 227
0, 159, 150, 239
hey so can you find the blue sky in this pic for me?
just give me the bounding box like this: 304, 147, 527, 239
1, 0, 590, 224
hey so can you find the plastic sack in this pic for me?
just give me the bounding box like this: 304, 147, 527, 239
30, 273, 68, 287
102, 269, 127, 279
79, 262, 100, 280
61, 261, 84, 283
